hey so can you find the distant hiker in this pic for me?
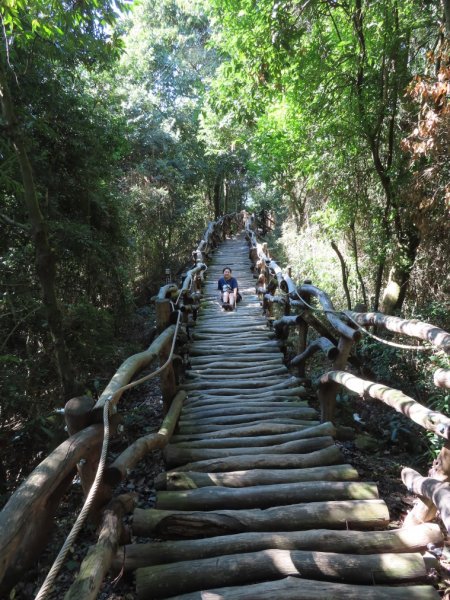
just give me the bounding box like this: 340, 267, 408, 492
218, 267, 239, 310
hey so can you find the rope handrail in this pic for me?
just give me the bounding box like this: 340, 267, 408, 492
246, 216, 450, 353
34, 310, 182, 599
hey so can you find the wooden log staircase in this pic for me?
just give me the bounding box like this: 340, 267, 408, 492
120, 233, 442, 599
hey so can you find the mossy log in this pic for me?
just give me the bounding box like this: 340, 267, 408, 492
164, 436, 334, 468
135, 549, 427, 598
158, 576, 439, 600
156, 464, 358, 490
321, 370, 450, 439
63, 494, 136, 600
132, 499, 390, 538
114, 523, 442, 572
172, 444, 344, 472
168, 422, 335, 449
0, 424, 103, 594
156, 480, 379, 510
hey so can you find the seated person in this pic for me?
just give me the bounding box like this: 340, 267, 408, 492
218, 267, 239, 310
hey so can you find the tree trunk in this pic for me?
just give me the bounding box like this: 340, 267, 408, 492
0, 55, 75, 396
381, 231, 421, 314
331, 241, 352, 309
349, 221, 368, 307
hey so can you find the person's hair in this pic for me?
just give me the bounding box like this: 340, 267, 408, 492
223, 267, 232, 273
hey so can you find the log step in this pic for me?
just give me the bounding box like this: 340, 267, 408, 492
127, 234, 441, 599
153, 577, 440, 600
135, 549, 431, 599
155, 464, 360, 490
115, 523, 443, 571
163, 436, 335, 467
132, 499, 391, 538
155, 480, 379, 510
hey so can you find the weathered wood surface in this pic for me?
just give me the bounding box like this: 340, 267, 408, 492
104, 390, 186, 486
115, 523, 442, 571
64, 494, 136, 600
402, 467, 450, 532
0, 424, 103, 593
95, 325, 176, 409
171, 445, 345, 473
345, 310, 450, 350
434, 368, 450, 389
155, 480, 379, 510
167, 422, 335, 449
164, 436, 335, 467
136, 549, 427, 598
162, 577, 439, 600
133, 499, 390, 537
321, 370, 450, 439
126, 233, 437, 599
155, 464, 359, 490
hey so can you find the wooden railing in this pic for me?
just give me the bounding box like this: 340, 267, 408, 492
0, 210, 247, 598
244, 215, 450, 533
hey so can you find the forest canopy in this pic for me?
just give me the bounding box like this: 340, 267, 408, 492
0, 0, 449, 445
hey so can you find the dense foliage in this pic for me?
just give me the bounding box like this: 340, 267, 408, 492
0, 0, 448, 477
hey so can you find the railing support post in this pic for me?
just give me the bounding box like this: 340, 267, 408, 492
319, 336, 353, 423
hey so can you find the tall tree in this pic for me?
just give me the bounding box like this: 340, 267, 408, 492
0, 0, 126, 395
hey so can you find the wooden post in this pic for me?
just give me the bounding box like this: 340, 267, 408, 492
297, 283, 312, 378
155, 298, 171, 333
319, 337, 354, 423
64, 396, 102, 498
297, 318, 309, 378
154, 298, 177, 413
159, 336, 177, 415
